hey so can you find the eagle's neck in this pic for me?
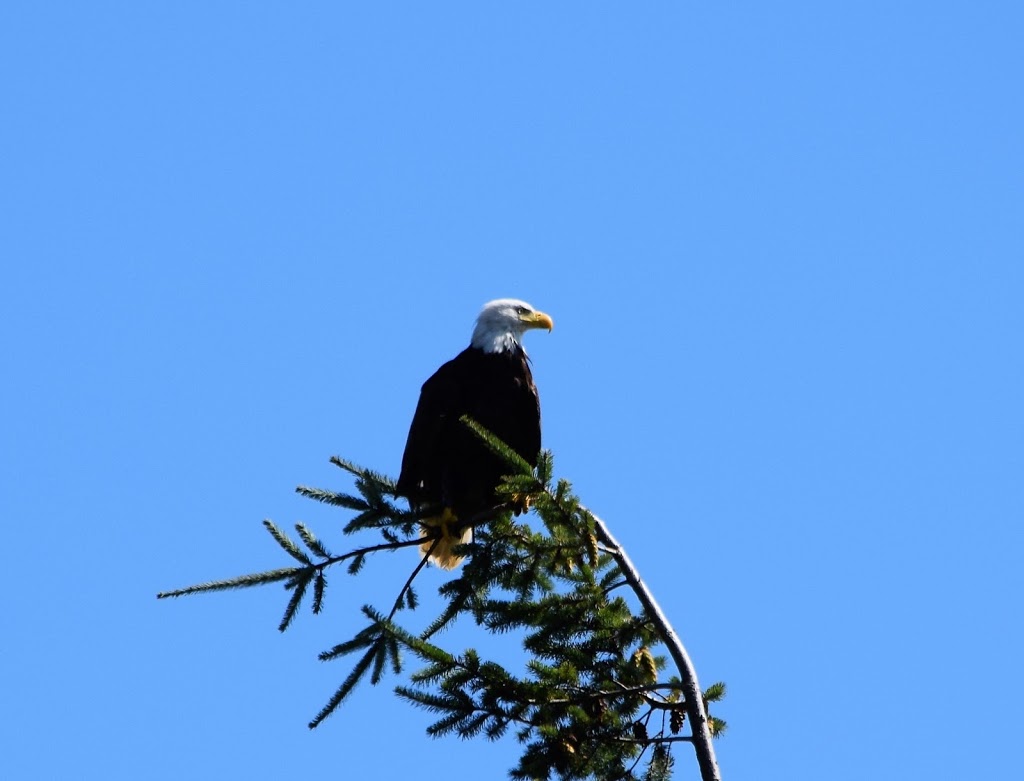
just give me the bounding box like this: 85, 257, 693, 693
471, 327, 523, 355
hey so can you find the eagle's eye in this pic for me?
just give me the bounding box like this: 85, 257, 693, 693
515, 305, 530, 315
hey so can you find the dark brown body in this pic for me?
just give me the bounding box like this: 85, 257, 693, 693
396, 345, 541, 520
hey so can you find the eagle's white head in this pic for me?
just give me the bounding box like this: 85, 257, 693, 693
470, 299, 554, 354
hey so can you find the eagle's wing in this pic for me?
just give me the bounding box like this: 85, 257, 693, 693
395, 353, 466, 508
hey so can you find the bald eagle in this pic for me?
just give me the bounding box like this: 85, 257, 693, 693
396, 299, 554, 569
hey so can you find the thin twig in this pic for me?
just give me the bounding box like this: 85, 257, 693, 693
540, 681, 684, 705
388, 536, 439, 622
315, 536, 425, 572
623, 742, 651, 780
613, 735, 696, 746
601, 579, 630, 597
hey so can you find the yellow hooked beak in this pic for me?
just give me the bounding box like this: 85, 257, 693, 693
522, 310, 554, 332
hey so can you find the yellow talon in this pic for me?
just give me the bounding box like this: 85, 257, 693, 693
419, 507, 470, 570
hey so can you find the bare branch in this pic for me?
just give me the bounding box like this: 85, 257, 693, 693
588, 508, 722, 781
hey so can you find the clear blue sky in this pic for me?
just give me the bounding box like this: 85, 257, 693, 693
3, 3, 1021, 779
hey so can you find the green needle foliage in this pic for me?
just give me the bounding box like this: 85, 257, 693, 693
158, 422, 725, 781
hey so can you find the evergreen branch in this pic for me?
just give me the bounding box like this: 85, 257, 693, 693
312, 571, 326, 614
295, 484, 369, 511
394, 685, 459, 712
386, 634, 402, 676
347, 552, 366, 575
296, 522, 333, 558
311, 536, 426, 575
703, 682, 727, 703
342, 505, 417, 534
157, 567, 302, 599
460, 416, 535, 476
419, 585, 471, 641
535, 449, 554, 485
371, 637, 389, 685
317, 624, 381, 662
379, 618, 457, 669
262, 520, 312, 565
309, 643, 378, 729
162, 526, 426, 604
424, 704, 475, 738
646, 745, 675, 781
279, 570, 312, 632
457, 712, 491, 739
328, 455, 398, 493
396, 685, 539, 737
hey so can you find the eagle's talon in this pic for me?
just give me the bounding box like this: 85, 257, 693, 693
419, 507, 468, 570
